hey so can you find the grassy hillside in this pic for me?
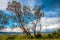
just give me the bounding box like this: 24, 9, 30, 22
0, 33, 60, 40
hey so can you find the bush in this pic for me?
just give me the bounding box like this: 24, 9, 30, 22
52, 31, 60, 38
6, 35, 16, 40
34, 33, 42, 38
48, 34, 53, 38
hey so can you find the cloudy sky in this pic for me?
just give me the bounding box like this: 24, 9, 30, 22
0, 0, 60, 32
0, 0, 60, 17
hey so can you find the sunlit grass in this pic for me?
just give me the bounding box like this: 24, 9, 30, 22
0, 34, 60, 40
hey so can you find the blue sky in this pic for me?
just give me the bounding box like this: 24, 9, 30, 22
0, 0, 60, 32
0, 0, 60, 17
42, 0, 60, 11
9, 0, 60, 18
41, 0, 60, 18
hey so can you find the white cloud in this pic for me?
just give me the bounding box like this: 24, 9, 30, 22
45, 11, 57, 15
0, 27, 22, 32
41, 23, 60, 32
44, 11, 60, 17
0, 0, 9, 10
40, 17, 60, 32
42, 23, 60, 30
0, 23, 60, 32
0, 17, 60, 32
41, 17, 60, 25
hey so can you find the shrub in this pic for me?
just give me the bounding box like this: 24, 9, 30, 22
48, 34, 53, 38
6, 35, 16, 40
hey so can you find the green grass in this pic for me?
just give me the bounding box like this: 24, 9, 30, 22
0, 34, 60, 40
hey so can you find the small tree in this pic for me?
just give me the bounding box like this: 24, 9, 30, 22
6, 1, 31, 35
32, 6, 44, 36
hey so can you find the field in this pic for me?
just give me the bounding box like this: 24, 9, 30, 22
0, 34, 60, 40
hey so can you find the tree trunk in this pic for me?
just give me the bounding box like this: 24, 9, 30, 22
15, 10, 30, 35
34, 30, 36, 36
20, 26, 30, 35
39, 19, 41, 33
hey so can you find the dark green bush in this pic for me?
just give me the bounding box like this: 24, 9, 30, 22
48, 34, 53, 38
6, 35, 16, 40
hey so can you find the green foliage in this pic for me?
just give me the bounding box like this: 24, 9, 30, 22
52, 28, 60, 38
48, 34, 53, 38
0, 34, 60, 40
57, 28, 60, 33
6, 35, 16, 40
